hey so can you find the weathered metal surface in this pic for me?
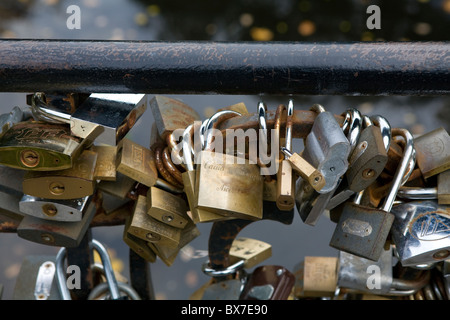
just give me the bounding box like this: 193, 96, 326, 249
0, 40, 449, 95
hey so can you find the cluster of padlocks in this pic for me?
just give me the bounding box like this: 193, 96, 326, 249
0, 92, 449, 300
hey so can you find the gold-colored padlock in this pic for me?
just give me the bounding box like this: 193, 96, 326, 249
0, 121, 86, 171
146, 186, 190, 229
228, 237, 272, 269
97, 172, 136, 201
128, 195, 181, 249
116, 138, 158, 187
123, 217, 157, 263
90, 145, 117, 181
302, 256, 338, 298
22, 149, 98, 200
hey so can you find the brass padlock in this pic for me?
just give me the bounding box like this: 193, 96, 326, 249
90, 145, 117, 181
123, 216, 157, 263
148, 219, 200, 267
196, 110, 263, 220
22, 149, 98, 200
228, 237, 272, 269
146, 186, 190, 229
97, 172, 136, 201
149, 95, 201, 141
116, 138, 158, 187
414, 127, 450, 179
302, 256, 338, 298
0, 121, 87, 171
181, 123, 230, 223
128, 195, 181, 249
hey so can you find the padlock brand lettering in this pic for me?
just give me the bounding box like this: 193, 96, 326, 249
216, 183, 246, 194
132, 144, 144, 167
13, 127, 70, 142
409, 211, 450, 241
203, 160, 224, 171
341, 218, 373, 238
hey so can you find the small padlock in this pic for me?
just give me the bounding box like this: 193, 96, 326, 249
414, 127, 450, 179
391, 200, 450, 267
146, 186, 190, 229
17, 200, 96, 247
123, 217, 157, 263
128, 195, 181, 249
116, 138, 158, 188
22, 149, 98, 200
148, 219, 200, 267
19, 194, 92, 222
149, 95, 201, 141
31, 92, 147, 145
302, 104, 351, 194
294, 256, 338, 298
228, 237, 272, 269
97, 172, 136, 201
195, 110, 263, 220
0, 121, 88, 171
276, 101, 296, 211
329, 128, 415, 261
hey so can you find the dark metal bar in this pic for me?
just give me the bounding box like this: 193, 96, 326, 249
0, 40, 449, 95
129, 248, 155, 300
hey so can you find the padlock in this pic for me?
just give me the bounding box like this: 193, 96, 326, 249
337, 248, 393, 295
438, 170, 450, 205
22, 149, 98, 200
146, 186, 190, 229
414, 127, 450, 179
31, 92, 147, 145
228, 237, 272, 269
391, 200, 450, 267
0, 105, 33, 138
240, 265, 295, 300
329, 128, 415, 261
147, 219, 200, 267
19, 194, 92, 222
13, 255, 61, 300
218, 102, 249, 115
97, 171, 136, 201
123, 217, 157, 263
327, 114, 390, 210
301, 104, 351, 194
149, 95, 201, 141
128, 195, 181, 249
301, 256, 338, 298
116, 138, 158, 188
180, 123, 229, 223
195, 110, 263, 220
17, 200, 96, 247
0, 121, 88, 171
276, 101, 296, 211
90, 145, 117, 181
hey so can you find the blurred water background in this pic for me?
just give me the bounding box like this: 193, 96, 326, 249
0, 0, 449, 300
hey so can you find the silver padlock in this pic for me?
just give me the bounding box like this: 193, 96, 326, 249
201, 260, 247, 300
19, 194, 92, 222
31, 92, 147, 145
391, 200, 450, 267
329, 128, 415, 261
0, 106, 32, 138
301, 104, 351, 194
296, 108, 360, 226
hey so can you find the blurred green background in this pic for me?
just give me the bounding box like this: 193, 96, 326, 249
0, 0, 449, 300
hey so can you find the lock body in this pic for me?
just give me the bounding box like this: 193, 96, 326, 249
146, 187, 189, 229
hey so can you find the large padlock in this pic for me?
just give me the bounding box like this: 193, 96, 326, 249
195, 110, 263, 220
31, 92, 147, 145
181, 123, 229, 223
391, 200, 450, 267
329, 128, 415, 261
22, 149, 98, 200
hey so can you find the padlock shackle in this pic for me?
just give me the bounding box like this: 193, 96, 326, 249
203, 110, 241, 151
370, 115, 391, 152
342, 108, 362, 154
31, 93, 71, 124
